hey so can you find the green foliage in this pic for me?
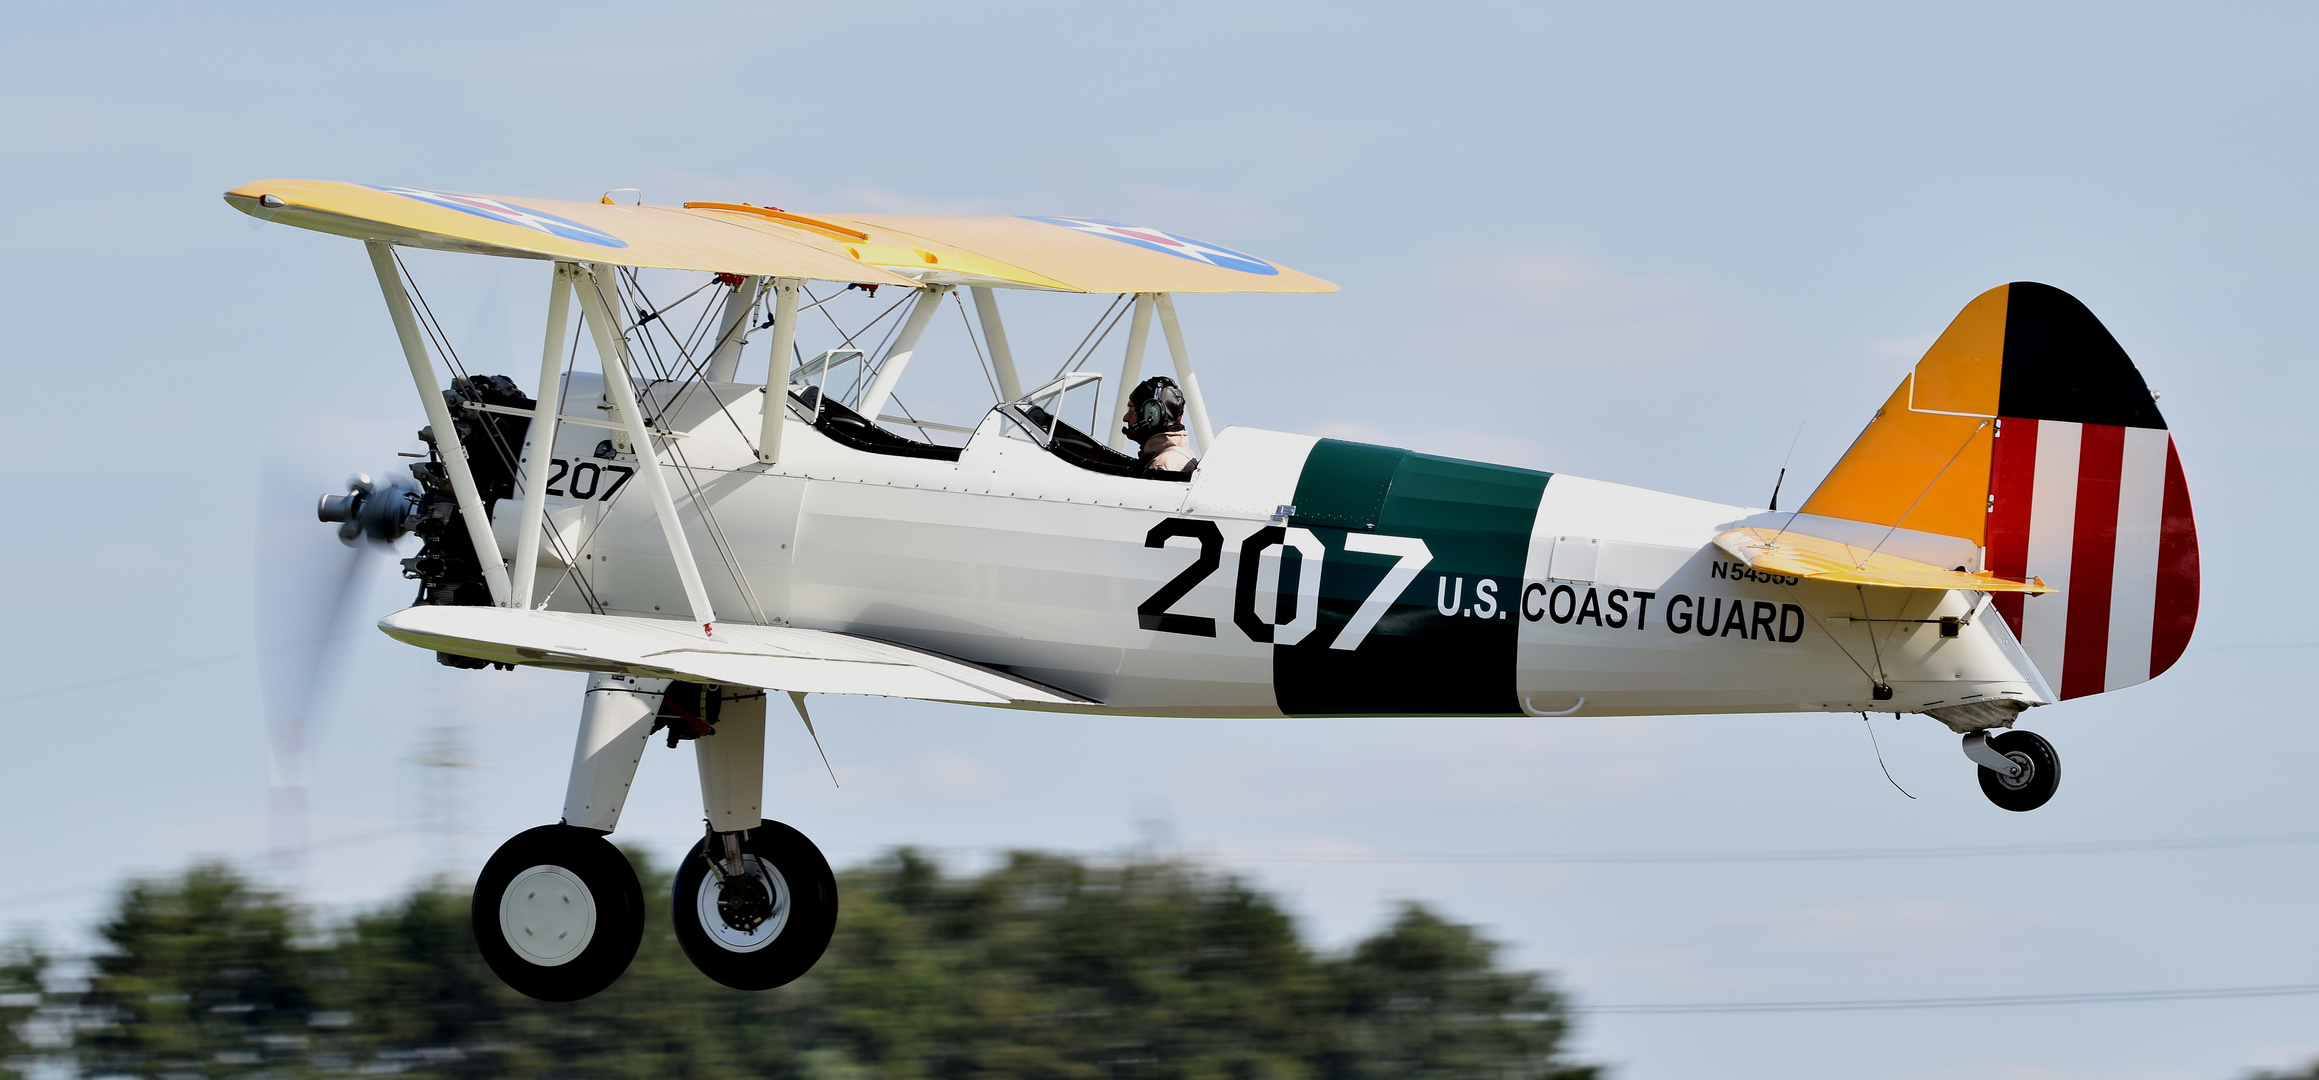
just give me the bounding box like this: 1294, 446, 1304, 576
26, 848, 1597, 1080
0, 935, 50, 1070
79, 860, 316, 1077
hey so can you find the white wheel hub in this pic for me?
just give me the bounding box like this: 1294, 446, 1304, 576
696, 854, 792, 953
499, 864, 597, 967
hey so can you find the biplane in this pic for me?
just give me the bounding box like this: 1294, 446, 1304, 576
227, 179, 2199, 1001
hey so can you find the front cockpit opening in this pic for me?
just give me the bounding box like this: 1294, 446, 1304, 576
793, 384, 963, 462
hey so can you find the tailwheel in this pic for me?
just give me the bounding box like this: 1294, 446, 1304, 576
471, 824, 645, 1001
672, 819, 838, 991
1969, 729, 2061, 812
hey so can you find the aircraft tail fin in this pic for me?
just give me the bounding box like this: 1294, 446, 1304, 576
1799, 282, 2199, 699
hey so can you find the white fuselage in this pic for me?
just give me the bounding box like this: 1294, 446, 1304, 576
489, 376, 2049, 718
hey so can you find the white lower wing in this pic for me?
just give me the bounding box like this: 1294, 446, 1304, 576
378, 607, 1090, 707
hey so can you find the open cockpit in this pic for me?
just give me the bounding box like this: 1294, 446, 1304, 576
992, 373, 1194, 481
782, 354, 1191, 480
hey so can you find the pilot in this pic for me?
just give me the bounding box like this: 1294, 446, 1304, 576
1124, 376, 1195, 472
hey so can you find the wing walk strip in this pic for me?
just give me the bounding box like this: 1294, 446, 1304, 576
379, 606, 1090, 707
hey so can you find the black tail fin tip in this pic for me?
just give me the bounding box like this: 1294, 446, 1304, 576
1997, 282, 2166, 430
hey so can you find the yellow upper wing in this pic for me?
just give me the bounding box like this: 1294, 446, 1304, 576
1714, 527, 2052, 593
225, 180, 919, 285
225, 180, 1339, 294
824, 214, 1339, 294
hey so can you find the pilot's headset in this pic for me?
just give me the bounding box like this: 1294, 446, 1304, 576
1124, 376, 1187, 444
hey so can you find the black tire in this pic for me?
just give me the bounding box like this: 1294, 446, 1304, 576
1976, 729, 2061, 812
671, 819, 838, 991
471, 824, 645, 1002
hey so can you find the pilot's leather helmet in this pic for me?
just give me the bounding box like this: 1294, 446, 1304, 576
1124, 376, 1186, 444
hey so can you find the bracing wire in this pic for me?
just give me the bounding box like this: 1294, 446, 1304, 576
1066, 297, 1135, 376
614, 269, 760, 452
1775, 579, 1874, 684
1853, 584, 1890, 691
397, 255, 628, 610
1051, 293, 1130, 381
533, 305, 605, 615
1862, 418, 1990, 564
595, 270, 769, 624
952, 289, 1001, 403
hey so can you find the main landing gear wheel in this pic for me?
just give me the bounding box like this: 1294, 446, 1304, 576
472, 824, 646, 1001
672, 819, 838, 991
1974, 730, 2061, 812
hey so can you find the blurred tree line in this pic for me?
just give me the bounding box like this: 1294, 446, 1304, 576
1, 849, 1599, 1079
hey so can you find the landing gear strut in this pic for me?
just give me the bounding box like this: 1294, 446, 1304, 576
472, 674, 842, 1000
1964, 729, 2060, 812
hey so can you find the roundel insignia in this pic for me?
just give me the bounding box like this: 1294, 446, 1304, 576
370, 185, 630, 249
1027, 216, 1278, 276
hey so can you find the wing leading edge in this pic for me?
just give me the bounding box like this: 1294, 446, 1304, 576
378, 607, 1092, 706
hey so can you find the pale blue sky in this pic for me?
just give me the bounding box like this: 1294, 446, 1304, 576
5, 4, 2316, 1077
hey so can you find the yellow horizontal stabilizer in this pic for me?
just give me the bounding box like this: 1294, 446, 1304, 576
1712, 527, 2053, 593
224, 180, 920, 285
818, 214, 1339, 294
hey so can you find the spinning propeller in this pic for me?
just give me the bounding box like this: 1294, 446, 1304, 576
254, 465, 420, 877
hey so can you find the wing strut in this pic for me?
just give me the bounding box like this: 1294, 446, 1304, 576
510, 262, 577, 608
756, 277, 802, 464
703, 274, 764, 383
857, 282, 952, 422
1155, 294, 1216, 453
1105, 293, 1158, 452
365, 241, 513, 607
574, 263, 720, 635
970, 286, 1024, 401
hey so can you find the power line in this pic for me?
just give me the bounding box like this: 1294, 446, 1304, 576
829, 831, 2319, 867
1578, 982, 2319, 1015
1220, 831, 2319, 865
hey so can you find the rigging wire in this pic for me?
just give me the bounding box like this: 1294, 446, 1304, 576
1774, 579, 1874, 685
533, 303, 605, 614
850, 291, 917, 409
1860, 418, 1990, 564
614, 269, 760, 451
402, 257, 604, 611
816, 287, 911, 353
816, 830, 2319, 867
614, 271, 769, 619
1855, 584, 1888, 690
1051, 293, 1130, 381
1067, 298, 1134, 375
391, 255, 581, 603
597, 271, 769, 624
555, 274, 672, 590
952, 288, 1002, 403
